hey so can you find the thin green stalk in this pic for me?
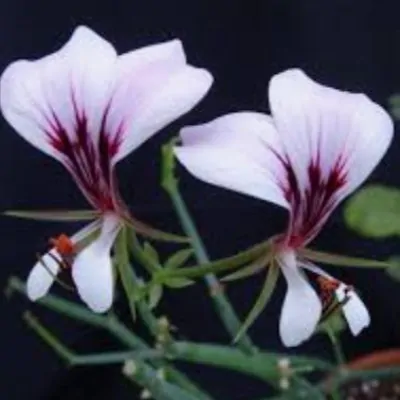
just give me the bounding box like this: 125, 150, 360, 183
326, 327, 345, 366
167, 341, 333, 384
163, 176, 255, 353
7, 277, 212, 400
115, 228, 139, 324
24, 312, 200, 400
116, 226, 160, 336
23, 312, 160, 366
124, 362, 203, 400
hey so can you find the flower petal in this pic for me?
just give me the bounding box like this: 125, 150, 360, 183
27, 250, 60, 301
336, 284, 370, 336
111, 41, 213, 163
72, 213, 121, 312
277, 250, 322, 347
175, 112, 289, 208
269, 69, 393, 243
26, 219, 101, 301
269, 68, 393, 202
0, 26, 117, 162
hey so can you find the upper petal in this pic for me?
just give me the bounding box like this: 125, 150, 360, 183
175, 112, 289, 208
26, 219, 101, 300
72, 213, 121, 313
110, 40, 213, 163
269, 69, 393, 244
336, 284, 370, 336
277, 250, 322, 347
0, 26, 117, 162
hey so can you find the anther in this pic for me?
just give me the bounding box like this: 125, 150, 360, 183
49, 234, 75, 256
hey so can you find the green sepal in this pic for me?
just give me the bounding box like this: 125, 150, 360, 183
234, 262, 280, 343
221, 255, 268, 282
148, 284, 163, 310
300, 248, 390, 268
165, 249, 194, 270
386, 256, 400, 282
164, 277, 195, 289
156, 241, 270, 282
317, 311, 346, 336
143, 241, 161, 268
4, 209, 98, 221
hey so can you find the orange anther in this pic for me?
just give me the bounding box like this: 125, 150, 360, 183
49, 234, 75, 256
317, 276, 340, 292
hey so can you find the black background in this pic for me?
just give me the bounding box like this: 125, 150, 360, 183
1, 0, 400, 399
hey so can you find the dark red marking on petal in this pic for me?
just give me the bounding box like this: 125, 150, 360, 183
273, 150, 347, 248
42, 85, 125, 212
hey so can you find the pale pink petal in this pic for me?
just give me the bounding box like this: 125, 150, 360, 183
110, 41, 213, 163
72, 213, 121, 313
26, 219, 101, 301
277, 250, 322, 347
336, 284, 370, 336
175, 112, 289, 208
0, 26, 117, 162
269, 69, 393, 244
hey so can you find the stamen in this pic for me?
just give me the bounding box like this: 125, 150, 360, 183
317, 277, 352, 322
49, 234, 75, 256
35, 253, 74, 291
317, 276, 340, 309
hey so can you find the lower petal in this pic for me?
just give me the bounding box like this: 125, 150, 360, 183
27, 251, 60, 301
72, 214, 121, 313
26, 219, 101, 301
278, 250, 322, 347
336, 284, 370, 336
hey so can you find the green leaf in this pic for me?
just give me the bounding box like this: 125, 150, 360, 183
4, 209, 98, 221
234, 263, 280, 342
165, 249, 194, 270
143, 241, 160, 265
148, 284, 163, 309
344, 185, 400, 238
386, 256, 400, 282
221, 256, 268, 282
389, 94, 400, 120
300, 248, 389, 268
164, 277, 194, 289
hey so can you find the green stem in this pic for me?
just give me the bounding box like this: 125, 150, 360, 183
24, 312, 200, 400
115, 227, 139, 324
326, 327, 345, 366
124, 362, 202, 400
8, 277, 212, 400
163, 180, 255, 354
23, 312, 160, 366
115, 226, 160, 336
167, 341, 333, 384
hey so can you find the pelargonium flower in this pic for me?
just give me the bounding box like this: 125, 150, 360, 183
174, 69, 393, 346
1, 26, 212, 312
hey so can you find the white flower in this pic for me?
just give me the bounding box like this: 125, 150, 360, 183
1, 26, 213, 312
174, 69, 393, 346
